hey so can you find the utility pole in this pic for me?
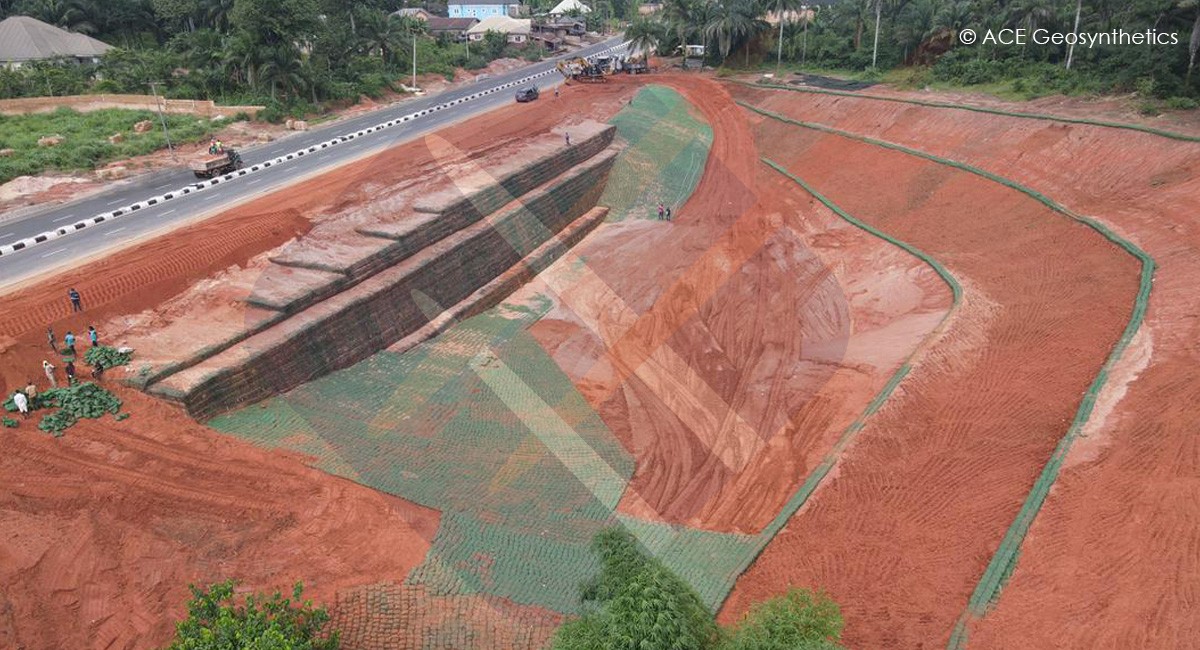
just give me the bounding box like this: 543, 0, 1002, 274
412, 32, 418, 89
147, 81, 177, 162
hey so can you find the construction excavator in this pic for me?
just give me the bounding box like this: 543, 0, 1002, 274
556, 57, 608, 83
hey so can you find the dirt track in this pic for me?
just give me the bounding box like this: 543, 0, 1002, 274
0, 80, 636, 650
721, 85, 1144, 647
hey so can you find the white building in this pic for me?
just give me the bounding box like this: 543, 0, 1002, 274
466, 16, 533, 43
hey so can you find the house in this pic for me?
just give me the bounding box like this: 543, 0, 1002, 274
548, 0, 590, 15
449, 0, 522, 19
0, 15, 111, 68
532, 16, 586, 38
392, 7, 434, 20
637, 2, 662, 14
427, 16, 480, 40
466, 15, 532, 43
530, 33, 563, 52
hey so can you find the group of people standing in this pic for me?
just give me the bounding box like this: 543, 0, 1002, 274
657, 202, 673, 221
8, 288, 102, 421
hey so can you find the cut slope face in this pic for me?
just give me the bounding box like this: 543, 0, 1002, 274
209, 82, 955, 646
719, 102, 1141, 648
729, 82, 1200, 650
733, 83, 1200, 649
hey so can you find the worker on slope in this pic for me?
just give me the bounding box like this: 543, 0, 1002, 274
42, 360, 57, 388
12, 390, 29, 419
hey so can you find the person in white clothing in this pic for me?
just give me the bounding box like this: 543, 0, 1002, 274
12, 391, 29, 419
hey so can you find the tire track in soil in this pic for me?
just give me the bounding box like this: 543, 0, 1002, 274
718, 110, 1141, 648
731, 83, 1200, 648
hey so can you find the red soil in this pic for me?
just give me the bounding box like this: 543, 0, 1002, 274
0, 387, 440, 650
0, 80, 635, 650
717, 91, 1144, 647
525, 75, 952, 533
732, 84, 1200, 648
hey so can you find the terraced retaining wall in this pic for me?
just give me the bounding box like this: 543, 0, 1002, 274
150, 148, 617, 420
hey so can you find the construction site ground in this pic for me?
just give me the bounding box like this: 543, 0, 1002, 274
0, 71, 1196, 650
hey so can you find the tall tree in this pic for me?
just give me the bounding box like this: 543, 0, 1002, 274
769, 0, 802, 72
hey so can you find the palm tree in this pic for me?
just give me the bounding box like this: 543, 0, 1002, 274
662, 0, 698, 55
704, 0, 762, 64
357, 9, 405, 64
768, 0, 802, 72
257, 44, 307, 100
203, 0, 234, 32
626, 17, 662, 57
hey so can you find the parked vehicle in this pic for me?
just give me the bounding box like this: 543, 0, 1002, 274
189, 149, 243, 179
516, 86, 540, 102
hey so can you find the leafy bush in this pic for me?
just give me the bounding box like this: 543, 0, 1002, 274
555, 528, 847, 650
1164, 97, 1199, 110
2, 416, 17, 428
164, 580, 338, 650
554, 528, 718, 650
85, 345, 132, 370
719, 589, 845, 650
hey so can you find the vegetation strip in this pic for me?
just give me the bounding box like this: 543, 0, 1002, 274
742, 81, 1200, 143
742, 102, 1156, 648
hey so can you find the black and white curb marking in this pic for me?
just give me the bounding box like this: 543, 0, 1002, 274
0, 43, 627, 259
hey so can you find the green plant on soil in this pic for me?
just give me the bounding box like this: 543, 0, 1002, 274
85, 345, 133, 370
2, 417, 17, 428
32, 382, 123, 436
163, 579, 338, 650
0, 108, 216, 184
553, 528, 845, 650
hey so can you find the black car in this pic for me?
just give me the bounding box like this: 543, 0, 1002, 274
515, 86, 540, 103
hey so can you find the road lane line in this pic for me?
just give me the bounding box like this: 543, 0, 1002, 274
103, 226, 127, 238
40, 247, 66, 258
51, 213, 76, 224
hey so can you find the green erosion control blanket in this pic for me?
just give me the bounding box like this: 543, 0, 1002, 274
599, 85, 712, 221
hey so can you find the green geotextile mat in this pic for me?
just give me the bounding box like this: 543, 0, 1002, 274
211, 299, 755, 614
740, 80, 1200, 143
741, 103, 1155, 649
598, 85, 713, 221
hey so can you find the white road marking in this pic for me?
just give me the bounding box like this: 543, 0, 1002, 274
104, 226, 127, 238
247, 177, 262, 185
0, 232, 14, 238
105, 197, 124, 206
51, 213, 76, 224
162, 208, 176, 215
40, 247, 66, 258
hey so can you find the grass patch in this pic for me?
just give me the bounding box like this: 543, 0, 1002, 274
0, 107, 217, 184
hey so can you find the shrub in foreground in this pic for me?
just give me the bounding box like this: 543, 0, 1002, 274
554, 528, 846, 650
164, 580, 338, 650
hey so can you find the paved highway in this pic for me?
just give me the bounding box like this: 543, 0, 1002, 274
0, 36, 626, 289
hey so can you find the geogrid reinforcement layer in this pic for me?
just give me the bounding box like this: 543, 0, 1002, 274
739, 101, 1156, 649
150, 146, 619, 419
